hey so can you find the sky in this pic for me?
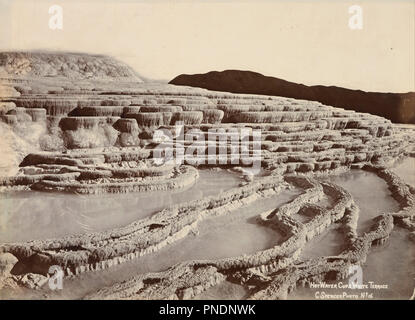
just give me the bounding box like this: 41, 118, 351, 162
0, 0, 413, 92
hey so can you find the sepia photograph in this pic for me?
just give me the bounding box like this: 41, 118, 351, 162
0, 0, 414, 306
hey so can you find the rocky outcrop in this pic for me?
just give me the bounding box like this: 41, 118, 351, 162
0, 52, 143, 82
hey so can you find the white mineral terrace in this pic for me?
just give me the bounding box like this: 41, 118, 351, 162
0, 75, 414, 300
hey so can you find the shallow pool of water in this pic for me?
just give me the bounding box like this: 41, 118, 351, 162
0, 169, 242, 242
296, 192, 346, 259
391, 157, 415, 187
3, 165, 413, 300
2, 188, 300, 299
290, 169, 414, 300
299, 223, 345, 260
326, 170, 399, 235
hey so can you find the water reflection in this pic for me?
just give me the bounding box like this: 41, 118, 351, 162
0, 169, 242, 242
